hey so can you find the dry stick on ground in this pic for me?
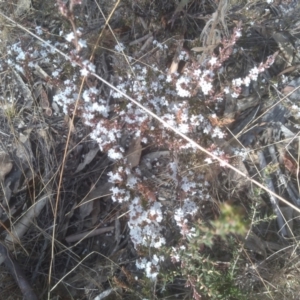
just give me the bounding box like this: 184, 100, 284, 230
0, 242, 38, 300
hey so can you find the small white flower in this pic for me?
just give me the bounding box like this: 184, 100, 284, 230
108, 148, 123, 160
235, 29, 242, 38
200, 79, 213, 95
80, 68, 89, 76
204, 157, 213, 164
232, 78, 243, 87
209, 56, 218, 66
35, 26, 43, 35
166, 75, 172, 83
78, 39, 87, 48
224, 86, 230, 94
65, 32, 75, 42
115, 43, 125, 52
243, 77, 251, 87
231, 92, 239, 98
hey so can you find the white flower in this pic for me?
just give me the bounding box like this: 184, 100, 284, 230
35, 26, 43, 35
224, 86, 230, 94
65, 32, 75, 42
212, 127, 225, 139
166, 75, 172, 83
231, 92, 239, 98
80, 68, 89, 76
204, 157, 213, 164
78, 39, 87, 48
243, 77, 251, 86
200, 79, 213, 95
115, 43, 125, 52
235, 29, 242, 38
209, 56, 218, 66
232, 78, 243, 87
80, 61, 95, 76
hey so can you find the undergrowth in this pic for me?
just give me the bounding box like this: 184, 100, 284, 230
0, 0, 300, 299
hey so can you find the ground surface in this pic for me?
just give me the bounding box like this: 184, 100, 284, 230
1, 0, 300, 299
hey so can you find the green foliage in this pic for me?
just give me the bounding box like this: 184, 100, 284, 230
157, 204, 251, 299
178, 234, 247, 300
211, 203, 249, 237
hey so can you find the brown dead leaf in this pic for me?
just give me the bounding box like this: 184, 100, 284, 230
12, 69, 34, 108
0, 152, 12, 181
125, 136, 142, 168
282, 85, 295, 95
16, 129, 34, 165
282, 153, 297, 175
39, 87, 49, 109
64, 115, 75, 133
208, 115, 234, 127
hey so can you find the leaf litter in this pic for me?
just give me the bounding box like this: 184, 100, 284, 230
1, 0, 300, 299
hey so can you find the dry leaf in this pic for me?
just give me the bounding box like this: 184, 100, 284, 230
64, 115, 75, 133
12, 69, 34, 108
280, 207, 294, 238
283, 153, 297, 175
91, 199, 100, 225
208, 115, 234, 127
75, 147, 99, 173
45, 107, 52, 116
79, 198, 94, 220
39, 87, 49, 109
244, 233, 267, 258
78, 183, 112, 220
34, 64, 51, 81
125, 136, 142, 168
168, 60, 179, 74
16, 129, 34, 165
0, 152, 12, 181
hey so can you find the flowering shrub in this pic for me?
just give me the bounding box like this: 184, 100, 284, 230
41, 6, 278, 286
0, 0, 282, 298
